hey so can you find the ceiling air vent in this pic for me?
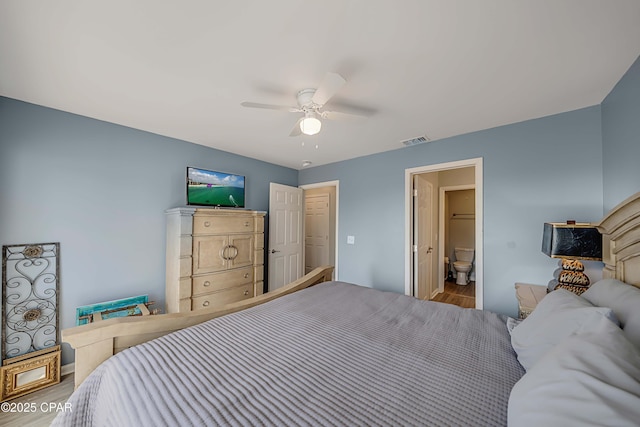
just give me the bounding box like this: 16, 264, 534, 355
401, 135, 430, 147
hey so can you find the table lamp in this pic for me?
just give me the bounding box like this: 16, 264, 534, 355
541, 221, 602, 294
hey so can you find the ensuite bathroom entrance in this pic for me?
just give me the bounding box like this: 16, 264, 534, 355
406, 158, 483, 309
434, 188, 476, 308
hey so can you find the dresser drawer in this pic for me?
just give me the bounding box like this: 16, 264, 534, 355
191, 284, 253, 310
193, 215, 256, 235
192, 267, 253, 296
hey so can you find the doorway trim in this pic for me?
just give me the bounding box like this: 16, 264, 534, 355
300, 180, 340, 280
404, 157, 483, 309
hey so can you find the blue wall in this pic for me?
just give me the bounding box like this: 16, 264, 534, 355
0, 97, 297, 364
300, 106, 604, 317
602, 55, 640, 212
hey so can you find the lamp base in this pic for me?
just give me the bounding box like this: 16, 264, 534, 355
554, 282, 589, 295
551, 258, 591, 295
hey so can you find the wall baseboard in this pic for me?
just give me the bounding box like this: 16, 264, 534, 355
61, 362, 75, 376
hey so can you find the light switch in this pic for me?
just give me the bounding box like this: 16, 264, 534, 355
347, 235, 355, 244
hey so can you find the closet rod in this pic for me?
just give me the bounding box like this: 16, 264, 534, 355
451, 213, 475, 219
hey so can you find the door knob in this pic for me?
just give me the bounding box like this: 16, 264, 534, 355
271, 249, 280, 254
427, 247, 433, 253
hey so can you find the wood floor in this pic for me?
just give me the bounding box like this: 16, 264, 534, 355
0, 374, 74, 427
429, 279, 476, 308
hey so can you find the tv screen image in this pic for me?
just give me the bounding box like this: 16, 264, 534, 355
187, 167, 245, 208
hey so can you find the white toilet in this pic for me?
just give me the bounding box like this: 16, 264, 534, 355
453, 247, 475, 285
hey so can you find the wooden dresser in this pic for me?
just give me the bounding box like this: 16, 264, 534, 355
165, 207, 265, 313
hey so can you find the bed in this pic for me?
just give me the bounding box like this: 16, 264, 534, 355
54, 192, 640, 426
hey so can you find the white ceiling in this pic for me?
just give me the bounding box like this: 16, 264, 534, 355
1, 1, 639, 170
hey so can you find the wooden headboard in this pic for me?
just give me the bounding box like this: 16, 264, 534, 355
596, 191, 640, 288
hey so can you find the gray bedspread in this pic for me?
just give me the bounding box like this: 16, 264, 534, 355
53, 281, 524, 426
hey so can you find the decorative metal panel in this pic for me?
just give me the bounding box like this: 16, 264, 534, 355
2, 243, 60, 361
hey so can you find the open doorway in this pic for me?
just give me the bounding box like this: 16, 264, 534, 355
268, 181, 339, 291
300, 181, 339, 280
436, 186, 476, 308
404, 158, 483, 309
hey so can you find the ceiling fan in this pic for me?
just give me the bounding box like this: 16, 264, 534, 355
241, 72, 368, 136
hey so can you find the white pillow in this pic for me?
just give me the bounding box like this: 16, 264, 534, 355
582, 278, 640, 349
508, 317, 640, 427
510, 289, 618, 370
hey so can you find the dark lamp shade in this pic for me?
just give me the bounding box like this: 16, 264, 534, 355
542, 223, 602, 260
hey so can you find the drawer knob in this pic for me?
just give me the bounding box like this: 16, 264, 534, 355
243, 290, 249, 296
244, 273, 249, 279
203, 281, 210, 287
244, 221, 250, 227
202, 301, 210, 307
204, 221, 211, 227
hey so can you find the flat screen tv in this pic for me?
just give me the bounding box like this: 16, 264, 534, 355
186, 167, 245, 208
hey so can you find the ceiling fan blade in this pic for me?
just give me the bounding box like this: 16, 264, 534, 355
289, 118, 303, 137
241, 102, 300, 112
321, 110, 368, 122
311, 72, 346, 106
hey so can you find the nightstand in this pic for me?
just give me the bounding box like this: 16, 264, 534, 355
515, 283, 547, 319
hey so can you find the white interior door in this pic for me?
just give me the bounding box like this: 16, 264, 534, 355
414, 174, 434, 299
305, 194, 330, 274
268, 183, 303, 291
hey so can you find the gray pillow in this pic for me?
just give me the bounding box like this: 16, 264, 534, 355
582, 279, 640, 349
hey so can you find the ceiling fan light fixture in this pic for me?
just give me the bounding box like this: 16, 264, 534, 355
300, 113, 321, 135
